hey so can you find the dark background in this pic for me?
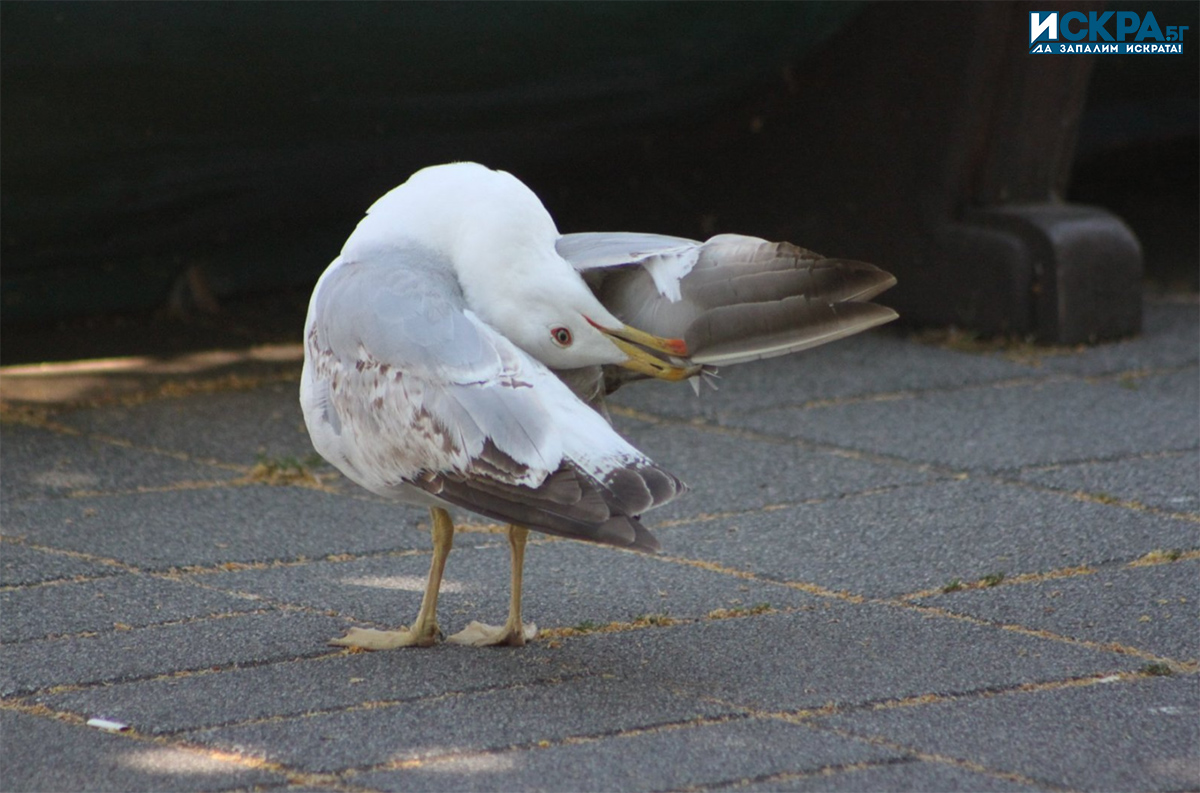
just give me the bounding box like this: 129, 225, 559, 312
2, 1, 1195, 365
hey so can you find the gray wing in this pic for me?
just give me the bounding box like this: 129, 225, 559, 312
558, 232, 897, 367
302, 249, 682, 551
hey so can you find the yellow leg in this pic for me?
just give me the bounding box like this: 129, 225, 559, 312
329, 507, 454, 650
447, 524, 537, 647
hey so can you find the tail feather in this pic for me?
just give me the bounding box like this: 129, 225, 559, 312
576, 232, 898, 373
681, 238, 897, 365
684, 255, 895, 309
687, 299, 898, 366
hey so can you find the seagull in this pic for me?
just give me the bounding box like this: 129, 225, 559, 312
301, 162, 896, 649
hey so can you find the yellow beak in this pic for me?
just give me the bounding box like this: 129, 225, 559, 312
587, 318, 699, 382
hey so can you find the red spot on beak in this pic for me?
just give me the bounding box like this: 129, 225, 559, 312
661, 337, 690, 356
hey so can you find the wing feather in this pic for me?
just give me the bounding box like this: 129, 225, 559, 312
558, 232, 897, 370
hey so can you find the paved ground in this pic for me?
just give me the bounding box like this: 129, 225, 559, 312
1, 295, 1197, 792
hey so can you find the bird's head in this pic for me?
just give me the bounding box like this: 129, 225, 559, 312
491, 270, 697, 381
357, 162, 696, 380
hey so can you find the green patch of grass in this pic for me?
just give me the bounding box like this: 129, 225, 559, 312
247, 452, 324, 486
256, 452, 325, 470
980, 571, 1006, 587
1141, 662, 1173, 677
942, 578, 964, 593
572, 620, 601, 633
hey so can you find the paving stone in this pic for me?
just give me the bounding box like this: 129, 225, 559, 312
542, 604, 1143, 713
655, 479, 1193, 599
741, 758, 1041, 792
0, 710, 284, 793
357, 717, 901, 793
0, 423, 237, 503
729, 371, 1199, 472
1015, 450, 1200, 515
610, 330, 1030, 421
37, 645, 588, 734
916, 560, 1200, 664
54, 381, 315, 467
0, 542, 120, 586
190, 539, 817, 635
185, 675, 742, 774
610, 415, 939, 523
0, 573, 264, 643
0, 485, 425, 570
816, 674, 1200, 792
0, 611, 344, 696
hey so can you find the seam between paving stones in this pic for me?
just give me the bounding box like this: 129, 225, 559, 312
0, 535, 146, 577
0, 603, 796, 699
28, 647, 356, 700
0, 540, 439, 592
0, 694, 743, 793
1013, 447, 1198, 473
4, 649, 1184, 786
640, 553, 1198, 672
199, 669, 1171, 784
1, 608, 286, 647
18, 602, 1181, 786
2, 402, 251, 473
805, 723, 1076, 792
12, 667, 1178, 787
609, 403, 1199, 528
9, 367, 1193, 529
696, 671, 1191, 792
998, 445, 1200, 481
715, 667, 1173, 726
38, 467, 1176, 607
992, 479, 1200, 524
881, 602, 1193, 672
13, 565, 1189, 701
174, 672, 612, 736
646, 478, 955, 531
16, 358, 1190, 483
333, 707, 903, 784
898, 551, 1200, 601
6, 500, 1194, 686
15, 478, 255, 505
288, 712, 755, 780
666, 757, 930, 793
0, 698, 350, 792
4, 358, 1194, 490
715, 362, 1197, 419
10, 510, 1190, 668
611, 402, 961, 476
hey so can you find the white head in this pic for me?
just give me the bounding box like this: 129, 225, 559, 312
344, 162, 694, 378
473, 258, 642, 369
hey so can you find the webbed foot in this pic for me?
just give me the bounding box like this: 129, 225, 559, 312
446, 620, 537, 647
330, 625, 440, 650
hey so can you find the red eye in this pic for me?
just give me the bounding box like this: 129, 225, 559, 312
550, 326, 573, 347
